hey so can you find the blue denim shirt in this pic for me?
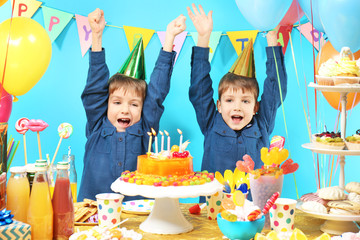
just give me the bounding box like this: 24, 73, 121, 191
79, 49, 176, 201
189, 46, 287, 175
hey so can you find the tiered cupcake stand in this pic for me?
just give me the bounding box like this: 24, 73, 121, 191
300, 82, 360, 235
111, 178, 223, 234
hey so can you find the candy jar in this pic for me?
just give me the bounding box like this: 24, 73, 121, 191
52, 161, 74, 239
6, 166, 30, 223
28, 162, 53, 240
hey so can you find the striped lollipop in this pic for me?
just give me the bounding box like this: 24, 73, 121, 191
15, 118, 29, 165
51, 123, 73, 166
262, 192, 280, 215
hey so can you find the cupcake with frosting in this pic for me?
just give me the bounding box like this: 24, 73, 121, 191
345, 129, 360, 150
333, 47, 360, 85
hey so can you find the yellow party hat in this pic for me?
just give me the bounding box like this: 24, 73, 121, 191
229, 38, 255, 78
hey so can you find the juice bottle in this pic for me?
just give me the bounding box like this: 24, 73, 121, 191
6, 166, 30, 223
52, 161, 74, 239
63, 153, 77, 202
27, 163, 53, 240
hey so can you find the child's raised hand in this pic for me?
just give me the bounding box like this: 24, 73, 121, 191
88, 8, 105, 36
187, 3, 213, 47
266, 25, 280, 47
166, 14, 187, 38
163, 14, 187, 52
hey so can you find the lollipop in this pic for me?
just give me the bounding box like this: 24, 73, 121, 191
26, 119, 49, 160
262, 192, 280, 214
15, 118, 29, 165
51, 123, 73, 166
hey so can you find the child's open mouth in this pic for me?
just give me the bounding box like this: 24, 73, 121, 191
231, 116, 243, 124
118, 118, 131, 127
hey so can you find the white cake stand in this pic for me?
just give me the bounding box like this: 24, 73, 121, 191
111, 178, 223, 234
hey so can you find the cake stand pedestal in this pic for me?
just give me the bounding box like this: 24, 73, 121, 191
111, 178, 223, 234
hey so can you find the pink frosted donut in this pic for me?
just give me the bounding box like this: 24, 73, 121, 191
15, 117, 29, 134
26, 119, 49, 132
58, 123, 73, 139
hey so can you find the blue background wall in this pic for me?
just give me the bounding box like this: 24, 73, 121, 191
1, 0, 359, 202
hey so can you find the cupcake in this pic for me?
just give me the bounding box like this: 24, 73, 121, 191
333, 47, 360, 85
345, 129, 360, 150
317, 58, 337, 86
313, 131, 345, 150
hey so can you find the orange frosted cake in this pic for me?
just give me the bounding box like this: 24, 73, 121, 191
137, 154, 193, 177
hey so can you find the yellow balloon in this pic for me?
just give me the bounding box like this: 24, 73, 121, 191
0, 0, 7, 7
0, 17, 52, 96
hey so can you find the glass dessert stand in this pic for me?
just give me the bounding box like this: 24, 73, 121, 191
300, 83, 360, 235
111, 178, 223, 234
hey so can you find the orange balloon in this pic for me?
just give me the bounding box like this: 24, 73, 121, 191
315, 41, 360, 110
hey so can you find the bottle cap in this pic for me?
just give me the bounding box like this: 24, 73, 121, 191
35, 163, 48, 171
35, 159, 48, 165
9, 166, 27, 174
26, 163, 36, 173
57, 161, 69, 170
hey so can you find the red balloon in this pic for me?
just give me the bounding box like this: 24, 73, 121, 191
0, 86, 12, 122
315, 41, 360, 110
279, 0, 304, 26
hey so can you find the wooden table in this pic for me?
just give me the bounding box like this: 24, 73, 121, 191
76, 203, 328, 239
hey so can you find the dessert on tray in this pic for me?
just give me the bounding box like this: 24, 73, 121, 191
312, 131, 345, 150
119, 129, 214, 187
345, 129, 360, 150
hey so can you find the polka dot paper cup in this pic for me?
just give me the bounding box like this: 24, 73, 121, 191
205, 191, 223, 220
269, 198, 297, 239
96, 193, 124, 228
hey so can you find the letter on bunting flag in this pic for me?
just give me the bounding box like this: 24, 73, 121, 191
190, 31, 222, 63
157, 31, 187, 64
123, 26, 155, 52
75, 14, 92, 57
227, 30, 258, 56
42, 6, 73, 43
296, 22, 325, 51
11, 0, 42, 18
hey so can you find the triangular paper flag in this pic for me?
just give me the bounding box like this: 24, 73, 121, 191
123, 26, 155, 52
157, 31, 187, 64
277, 25, 293, 55
296, 22, 326, 51
190, 31, 222, 63
75, 14, 92, 57
42, 6, 73, 43
11, 0, 42, 18
227, 30, 258, 56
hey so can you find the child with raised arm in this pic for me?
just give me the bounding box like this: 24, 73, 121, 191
187, 4, 287, 176
78, 8, 187, 201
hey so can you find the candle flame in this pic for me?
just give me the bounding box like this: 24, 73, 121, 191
147, 132, 152, 136
164, 130, 169, 136
159, 130, 163, 136
151, 128, 157, 136
177, 129, 182, 135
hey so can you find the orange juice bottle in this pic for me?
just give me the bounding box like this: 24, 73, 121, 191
27, 163, 53, 240
6, 166, 30, 223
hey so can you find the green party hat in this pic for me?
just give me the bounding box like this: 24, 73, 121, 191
229, 38, 255, 78
118, 37, 146, 80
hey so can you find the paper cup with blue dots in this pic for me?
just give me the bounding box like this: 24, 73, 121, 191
269, 198, 297, 238
96, 193, 124, 228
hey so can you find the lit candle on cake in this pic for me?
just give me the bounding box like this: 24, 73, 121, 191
164, 130, 170, 152
177, 129, 183, 153
151, 128, 158, 154
147, 132, 152, 155
159, 131, 164, 152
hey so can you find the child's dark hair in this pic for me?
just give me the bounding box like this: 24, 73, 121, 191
108, 73, 147, 100
218, 72, 259, 100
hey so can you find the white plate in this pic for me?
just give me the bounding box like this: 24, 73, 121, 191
122, 199, 154, 215
296, 201, 360, 221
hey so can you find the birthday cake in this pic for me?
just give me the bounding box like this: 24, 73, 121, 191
120, 129, 214, 187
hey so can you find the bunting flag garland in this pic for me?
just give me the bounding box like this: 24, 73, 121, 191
157, 31, 187, 64
227, 30, 258, 56
277, 25, 293, 55
190, 31, 222, 63
123, 26, 155, 52
42, 6, 73, 43
296, 22, 326, 51
75, 14, 92, 57
11, 0, 41, 18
